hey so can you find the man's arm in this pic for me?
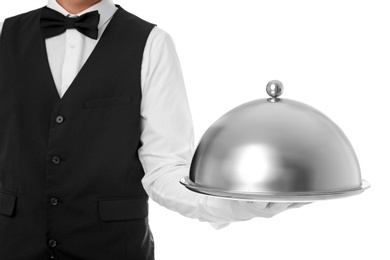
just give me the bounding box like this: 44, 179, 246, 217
139, 27, 235, 227
138, 27, 307, 229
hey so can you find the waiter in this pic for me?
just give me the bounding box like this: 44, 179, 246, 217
0, 0, 308, 259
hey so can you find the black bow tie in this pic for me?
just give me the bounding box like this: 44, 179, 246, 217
40, 7, 100, 40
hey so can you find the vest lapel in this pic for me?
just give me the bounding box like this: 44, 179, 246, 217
36, 26, 62, 102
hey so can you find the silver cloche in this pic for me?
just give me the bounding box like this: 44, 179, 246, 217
181, 80, 370, 202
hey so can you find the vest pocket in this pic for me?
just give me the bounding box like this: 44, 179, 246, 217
84, 96, 132, 108
98, 197, 148, 222
0, 190, 17, 217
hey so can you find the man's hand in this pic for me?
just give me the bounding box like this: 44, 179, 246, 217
205, 198, 313, 229
238, 201, 312, 218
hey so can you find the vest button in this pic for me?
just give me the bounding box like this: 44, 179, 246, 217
51, 156, 61, 165
55, 116, 64, 124
48, 239, 57, 248
50, 197, 59, 206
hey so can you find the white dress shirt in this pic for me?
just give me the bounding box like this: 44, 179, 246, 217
0, 0, 268, 229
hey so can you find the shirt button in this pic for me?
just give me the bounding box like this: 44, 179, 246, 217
48, 239, 57, 248
50, 198, 59, 206
55, 116, 64, 124
51, 156, 61, 165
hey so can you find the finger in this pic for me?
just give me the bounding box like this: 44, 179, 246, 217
250, 201, 269, 210
240, 200, 269, 210
287, 202, 313, 209
268, 202, 292, 212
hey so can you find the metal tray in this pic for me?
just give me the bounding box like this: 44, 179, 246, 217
180, 177, 371, 202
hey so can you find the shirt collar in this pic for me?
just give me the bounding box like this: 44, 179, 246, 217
46, 0, 118, 29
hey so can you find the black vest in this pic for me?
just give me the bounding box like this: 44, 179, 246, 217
0, 6, 156, 260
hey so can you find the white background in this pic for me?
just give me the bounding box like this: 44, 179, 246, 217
1, 1, 389, 259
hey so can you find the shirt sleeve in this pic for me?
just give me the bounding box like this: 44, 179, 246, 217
0, 22, 3, 38
139, 27, 256, 229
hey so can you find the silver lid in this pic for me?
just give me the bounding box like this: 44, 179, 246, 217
181, 80, 370, 202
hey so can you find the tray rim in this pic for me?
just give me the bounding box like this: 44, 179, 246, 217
180, 177, 370, 202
